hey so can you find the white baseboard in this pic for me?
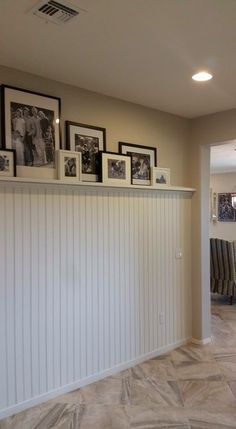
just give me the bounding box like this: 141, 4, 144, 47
0, 337, 190, 420
191, 337, 212, 345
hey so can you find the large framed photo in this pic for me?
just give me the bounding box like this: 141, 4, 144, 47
0, 149, 16, 177
66, 121, 106, 182
218, 193, 236, 222
1, 85, 61, 179
57, 150, 82, 182
151, 167, 170, 187
100, 152, 131, 186
119, 142, 157, 185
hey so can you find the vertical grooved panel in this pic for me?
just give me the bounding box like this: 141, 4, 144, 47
0, 188, 7, 408
97, 194, 104, 372
60, 189, 68, 386
52, 190, 61, 388
73, 190, 80, 380
14, 188, 24, 403
5, 189, 16, 406
45, 190, 54, 391
0, 184, 192, 417
66, 192, 74, 383
38, 190, 46, 395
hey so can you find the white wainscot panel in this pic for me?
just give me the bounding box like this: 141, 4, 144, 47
0, 185, 192, 418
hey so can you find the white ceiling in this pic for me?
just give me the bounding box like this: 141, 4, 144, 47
211, 141, 236, 174
1, 0, 236, 118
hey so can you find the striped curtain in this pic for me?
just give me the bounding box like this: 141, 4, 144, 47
210, 238, 236, 297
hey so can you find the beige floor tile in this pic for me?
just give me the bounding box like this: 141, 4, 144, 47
136, 356, 177, 381
228, 381, 236, 398
129, 378, 183, 407
179, 380, 236, 409
171, 344, 214, 363
77, 377, 125, 405
173, 360, 224, 381
211, 332, 236, 348
185, 406, 236, 428
127, 405, 190, 428
217, 357, 236, 381
77, 405, 129, 429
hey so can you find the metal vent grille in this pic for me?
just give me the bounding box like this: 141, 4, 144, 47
30, 0, 81, 24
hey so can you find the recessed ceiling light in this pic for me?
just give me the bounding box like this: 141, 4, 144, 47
192, 71, 213, 82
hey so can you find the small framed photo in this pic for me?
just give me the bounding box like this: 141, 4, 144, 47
66, 121, 106, 182
0, 149, 16, 177
151, 167, 170, 187
119, 142, 157, 185
100, 152, 131, 186
1, 85, 61, 179
57, 150, 82, 182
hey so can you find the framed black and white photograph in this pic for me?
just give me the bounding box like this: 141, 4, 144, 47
151, 167, 170, 187
0, 149, 16, 177
218, 193, 236, 222
66, 121, 106, 182
57, 150, 82, 182
1, 85, 61, 179
119, 142, 157, 185
100, 152, 131, 186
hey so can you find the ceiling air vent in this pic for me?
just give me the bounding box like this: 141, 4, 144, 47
29, 0, 83, 25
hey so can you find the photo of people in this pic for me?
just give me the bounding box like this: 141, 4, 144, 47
64, 157, 77, 177
11, 102, 55, 168
74, 134, 99, 174
0, 155, 10, 172
119, 142, 156, 185
127, 151, 150, 180
108, 159, 126, 179
156, 174, 167, 184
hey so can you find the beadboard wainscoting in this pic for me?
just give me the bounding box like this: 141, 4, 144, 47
0, 183, 192, 419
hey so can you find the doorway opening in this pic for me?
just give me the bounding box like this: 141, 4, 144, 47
209, 140, 236, 321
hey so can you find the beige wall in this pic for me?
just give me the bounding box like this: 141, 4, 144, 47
0, 65, 194, 416
210, 173, 236, 241
0, 65, 190, 187
3, 64, 236, 343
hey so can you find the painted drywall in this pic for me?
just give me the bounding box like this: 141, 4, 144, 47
210, 172, 236, 241
0, 65, 190, 187
0, 183, 192, 418
190, 110, 236, 341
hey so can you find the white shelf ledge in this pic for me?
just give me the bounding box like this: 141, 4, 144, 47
0, 176, 195, 193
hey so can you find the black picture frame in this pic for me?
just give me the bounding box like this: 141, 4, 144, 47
119, 141, 157, 185
1, 84, 61, 179
0, 148, 16, 177
66, 121, 106, 182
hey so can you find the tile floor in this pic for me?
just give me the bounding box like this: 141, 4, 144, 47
1, 294, 236, 428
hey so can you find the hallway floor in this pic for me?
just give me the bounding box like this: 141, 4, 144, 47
1, 295, 236, 428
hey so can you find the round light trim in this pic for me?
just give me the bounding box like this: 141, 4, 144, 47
192, 72, 213, 82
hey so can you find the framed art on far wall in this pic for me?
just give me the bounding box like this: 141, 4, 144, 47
119, 141, 157, 185
151, 167, 170, 187
1, 85, 61, 179
66, 121, 106, 182
57, 150, 82, 182
218, 193, 235, 222
100, 152, 131, 186
0, 149, 16, 177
